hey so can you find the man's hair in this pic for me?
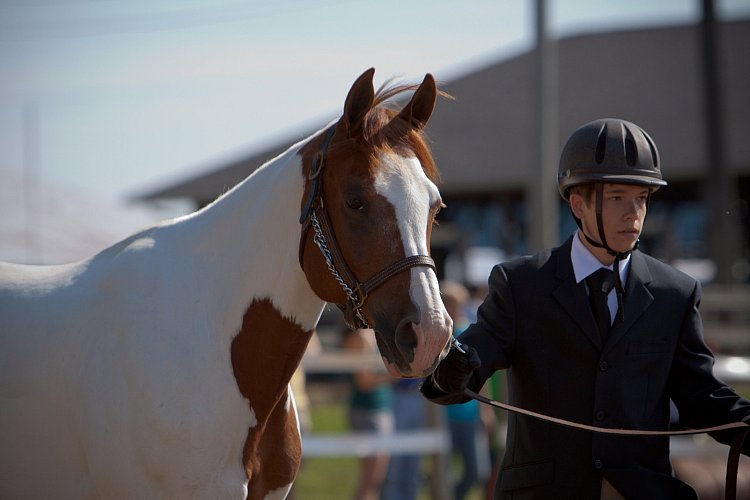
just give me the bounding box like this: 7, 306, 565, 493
567, 183, 595, 204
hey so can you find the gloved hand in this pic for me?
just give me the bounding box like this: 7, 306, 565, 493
429, 340, 481, 396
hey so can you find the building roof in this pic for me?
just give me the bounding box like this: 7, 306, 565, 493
138, 19, 750, 205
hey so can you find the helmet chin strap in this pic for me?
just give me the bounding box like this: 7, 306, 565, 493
586, 184, 639, 257
570, 184, 654, 324
575, 183, 645, 324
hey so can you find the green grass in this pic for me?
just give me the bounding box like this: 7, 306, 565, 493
293, 456, 358, 500
293, 402, 358, 499
293, 400, 487, 500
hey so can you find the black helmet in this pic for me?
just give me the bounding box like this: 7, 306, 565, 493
557, 118, 667, 200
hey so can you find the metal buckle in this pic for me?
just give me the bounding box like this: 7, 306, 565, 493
309, 153, 324, 180
352, 283, 368, 309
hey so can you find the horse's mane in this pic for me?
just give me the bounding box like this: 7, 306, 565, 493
359, 81, 449, 185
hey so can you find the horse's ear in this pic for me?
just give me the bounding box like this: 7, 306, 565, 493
341, 68, 375, 134
396, 73, 436, 130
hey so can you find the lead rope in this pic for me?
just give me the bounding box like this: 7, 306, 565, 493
451, 338, 750, 500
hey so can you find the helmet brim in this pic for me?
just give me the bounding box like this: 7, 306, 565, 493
558, 174, 667, 200
594, 173, 667, 187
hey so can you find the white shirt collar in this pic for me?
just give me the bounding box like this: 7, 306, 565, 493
570, 230, 630, 286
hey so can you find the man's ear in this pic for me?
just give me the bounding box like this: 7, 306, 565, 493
569, 193, 587, 220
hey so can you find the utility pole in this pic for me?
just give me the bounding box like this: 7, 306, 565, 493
529, 0, 559, 252
23, 100, 42, 264
701, 0, 739, 283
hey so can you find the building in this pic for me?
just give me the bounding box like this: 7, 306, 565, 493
139, 19, 750, 284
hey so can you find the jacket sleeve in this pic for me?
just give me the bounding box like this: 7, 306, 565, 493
668, 280, 750, 451
421, 264, 517, 405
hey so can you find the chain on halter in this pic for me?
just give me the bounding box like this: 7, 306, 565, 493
309, 210, 371, 328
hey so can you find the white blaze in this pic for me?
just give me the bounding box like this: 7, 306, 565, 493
373, 152, 452, 371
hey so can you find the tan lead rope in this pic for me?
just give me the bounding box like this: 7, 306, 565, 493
464, 388, 750, 499
465, 389, 748, 436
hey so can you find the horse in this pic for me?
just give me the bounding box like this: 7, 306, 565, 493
0, 68, 453, 499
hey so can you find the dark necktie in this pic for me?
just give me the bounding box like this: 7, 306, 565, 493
586, 268, 615, 341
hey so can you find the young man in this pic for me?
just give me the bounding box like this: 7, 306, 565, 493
422, 118, 750, 499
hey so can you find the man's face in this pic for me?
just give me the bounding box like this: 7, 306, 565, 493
571, 183, 650, 255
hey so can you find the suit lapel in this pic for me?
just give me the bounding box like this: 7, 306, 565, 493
551, 237, 603, 349
605, 250, 654, 351
551, 240, 655, 351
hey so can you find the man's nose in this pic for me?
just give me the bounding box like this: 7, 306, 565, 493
624, 199, 643, 218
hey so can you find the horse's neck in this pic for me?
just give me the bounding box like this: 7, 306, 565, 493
181, 144, 324, 332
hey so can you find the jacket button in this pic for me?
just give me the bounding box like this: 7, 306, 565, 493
595, 410, 606, 421
599, 361, 609, 371
594, 459, 603, 469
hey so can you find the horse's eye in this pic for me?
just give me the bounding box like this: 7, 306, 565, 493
346, 198, 364, 211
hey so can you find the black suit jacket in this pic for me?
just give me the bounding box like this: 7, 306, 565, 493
423, 237, 750, 499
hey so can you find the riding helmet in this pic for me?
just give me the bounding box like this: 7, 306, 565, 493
557, 118, 667, 201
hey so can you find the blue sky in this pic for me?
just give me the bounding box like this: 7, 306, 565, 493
1, 0, 748, 203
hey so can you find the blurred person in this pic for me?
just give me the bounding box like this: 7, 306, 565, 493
379, 374, 426, 500
441, 280, 472, 335
292, 332, 321, 436
344, 327, 394, 500
465, 283, 489, 323
422, 119, 750, 499
287, 333, 320, 499
441, 280, 492, 500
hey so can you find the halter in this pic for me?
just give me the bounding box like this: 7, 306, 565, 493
299, 126, 436, 329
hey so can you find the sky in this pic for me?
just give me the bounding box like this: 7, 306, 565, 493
1, 0, 749, 263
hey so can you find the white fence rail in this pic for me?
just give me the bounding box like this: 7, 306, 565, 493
302, 429, 449, 457
299, 349, 453, 500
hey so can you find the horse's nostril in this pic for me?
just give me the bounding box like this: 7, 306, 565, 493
395, 320, 418, 362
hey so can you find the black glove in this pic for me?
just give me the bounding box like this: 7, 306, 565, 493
429, 341, 481, 396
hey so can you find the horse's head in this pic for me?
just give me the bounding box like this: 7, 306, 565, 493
299, 68, 452, 378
